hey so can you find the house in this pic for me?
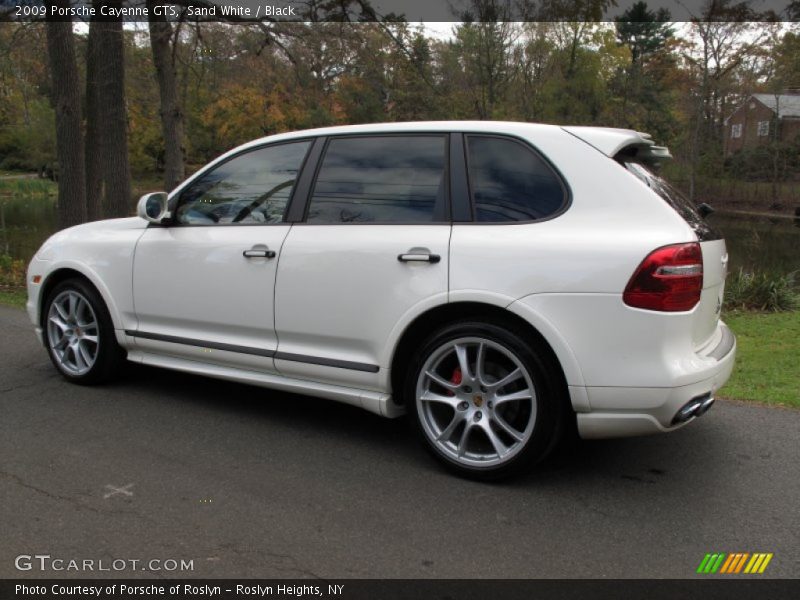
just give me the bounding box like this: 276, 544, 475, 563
723, 91, 800, 156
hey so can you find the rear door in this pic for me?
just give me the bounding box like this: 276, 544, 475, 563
273, 134, 452, 389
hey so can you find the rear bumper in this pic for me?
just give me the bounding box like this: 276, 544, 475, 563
577, 324, 736, 439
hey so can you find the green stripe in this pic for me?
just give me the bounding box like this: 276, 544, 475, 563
704, 554, 719, 573
710, 553, 727, 573
697, 554, 713, 573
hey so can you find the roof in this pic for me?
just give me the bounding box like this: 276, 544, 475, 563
217, 121, 666, 163
749, 94, 800, 119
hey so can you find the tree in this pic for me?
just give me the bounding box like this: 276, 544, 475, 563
147, 0, 186, 192
97, 4, 132, 218
773, 31, 800, 89
84, 1, 103, 220
613, 2, 675, 136
681, 1, 769, 198
45, 9, 86, 229
451, 1, 517, 119
615, 1, 672, 68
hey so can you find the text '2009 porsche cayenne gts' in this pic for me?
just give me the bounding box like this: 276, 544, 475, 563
27, 122, 735, 479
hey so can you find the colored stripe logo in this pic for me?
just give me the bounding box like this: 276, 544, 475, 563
697, 553, 773, 574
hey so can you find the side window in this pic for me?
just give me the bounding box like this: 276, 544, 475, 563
175, 141, 310, 225
466, 136, 566, 222
306, 136, 448, 223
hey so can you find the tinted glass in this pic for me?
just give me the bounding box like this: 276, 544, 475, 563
176, 142, 310, 225
467, 136, 565, 222
623, 161, 720, 241
306, 136, 447, 223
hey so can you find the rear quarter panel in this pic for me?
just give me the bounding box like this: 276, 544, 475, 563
449, 127, 697, 299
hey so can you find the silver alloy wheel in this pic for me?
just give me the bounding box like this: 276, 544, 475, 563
46, 290, 100, 376
415, 336, 537, 468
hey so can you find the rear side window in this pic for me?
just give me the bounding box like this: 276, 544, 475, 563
466, 136, 566, 222
306, 136, 448, 223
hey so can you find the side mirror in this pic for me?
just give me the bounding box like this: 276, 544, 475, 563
137, 192, 170, 224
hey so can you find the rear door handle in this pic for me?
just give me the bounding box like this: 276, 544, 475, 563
398, 252, 440, 264
243, 247, 276, 259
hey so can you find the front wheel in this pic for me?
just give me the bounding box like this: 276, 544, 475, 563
406, 321, 564, 480
44, 278, 124, 384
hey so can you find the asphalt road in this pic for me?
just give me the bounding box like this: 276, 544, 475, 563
1, 304, 798, 579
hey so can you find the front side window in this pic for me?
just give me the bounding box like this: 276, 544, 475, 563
466, 136, 566, 222
175, 141, 310, 225
306, 136, 448, 223
731, 124, 743, 138
757, 120, 770, 136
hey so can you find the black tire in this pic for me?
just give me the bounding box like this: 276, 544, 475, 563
405, 319, 567, 480
43, 278, 125, 385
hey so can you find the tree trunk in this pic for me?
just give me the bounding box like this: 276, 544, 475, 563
148, 0, 186, 192
45, 15, 87, 229
84, 10, 103, 221
96, 7, 132, 218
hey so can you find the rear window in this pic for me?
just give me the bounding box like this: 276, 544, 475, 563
622, 161, 720, 241
466, 136, 567, 222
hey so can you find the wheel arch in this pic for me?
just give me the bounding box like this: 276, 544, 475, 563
389, 301, 582, 410
39, 265, 123, 334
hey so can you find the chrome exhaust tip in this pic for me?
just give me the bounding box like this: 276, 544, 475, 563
694, 395, 715, 417
672, 394, 713, 425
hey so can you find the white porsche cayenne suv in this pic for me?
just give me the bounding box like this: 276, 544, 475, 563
26, 122, 735, 479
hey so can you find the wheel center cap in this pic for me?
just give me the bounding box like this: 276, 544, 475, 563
473, 394, 484, 407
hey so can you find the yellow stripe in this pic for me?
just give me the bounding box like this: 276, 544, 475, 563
720, 554, 736, 573
750, 554, 766, 573
758, 553, 773, 574
734, 553, 749, 573
744, 554, 760, 573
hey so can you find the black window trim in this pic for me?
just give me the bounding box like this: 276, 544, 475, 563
164, 137, 318, 228
294, 132, 453, 226
449, 133, 472, 222
462, 133, 572, 225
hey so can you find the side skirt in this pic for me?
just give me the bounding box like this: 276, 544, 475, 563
125, 349, 404, 418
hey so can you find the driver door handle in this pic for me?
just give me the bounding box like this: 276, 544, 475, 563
398, 252, 440, 264
243, 247, 276, 259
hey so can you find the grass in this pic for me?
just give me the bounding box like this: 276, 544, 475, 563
724, 268, 798, 312
719, 310, 800, 408
0, 178, 56, 197
0, 288, 26, 308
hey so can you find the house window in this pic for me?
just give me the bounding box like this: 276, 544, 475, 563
731, 124, 743, 139
757, 121, 770, 137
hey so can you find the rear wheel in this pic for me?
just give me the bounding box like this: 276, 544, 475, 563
406, 321, 564, 480
44, 278, 124, 384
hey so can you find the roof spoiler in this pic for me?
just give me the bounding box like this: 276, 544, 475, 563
563, 126, 672, 167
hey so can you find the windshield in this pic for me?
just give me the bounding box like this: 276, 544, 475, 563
622, 161, 720, 241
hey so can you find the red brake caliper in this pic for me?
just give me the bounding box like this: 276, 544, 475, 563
446, 367, 462, 396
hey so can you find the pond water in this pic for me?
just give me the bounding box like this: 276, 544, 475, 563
1, 195, 798, 275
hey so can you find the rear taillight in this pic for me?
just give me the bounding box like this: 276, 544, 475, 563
623, 243, 703, 312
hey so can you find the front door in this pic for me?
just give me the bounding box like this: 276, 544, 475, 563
132, 140, 312, 372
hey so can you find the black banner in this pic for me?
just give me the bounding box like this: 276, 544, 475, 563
3, 580, 800, 600
1, 0, 799, 23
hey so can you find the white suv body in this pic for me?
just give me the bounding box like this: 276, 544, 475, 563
26, 121, 735, 478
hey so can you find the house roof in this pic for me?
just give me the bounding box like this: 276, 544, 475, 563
751, 94, 800, 118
